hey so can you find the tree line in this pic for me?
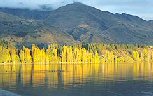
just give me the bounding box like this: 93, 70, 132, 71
0, 43, 153, 64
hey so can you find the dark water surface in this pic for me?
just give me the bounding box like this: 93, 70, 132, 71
0, 63, 153, 96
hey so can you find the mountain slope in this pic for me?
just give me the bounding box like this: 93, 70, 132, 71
0, 11, 75, 45
44, 2, 153, 44
0, 2, 153, 45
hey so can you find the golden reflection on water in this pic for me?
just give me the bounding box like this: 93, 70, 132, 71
0, 63, 153, 89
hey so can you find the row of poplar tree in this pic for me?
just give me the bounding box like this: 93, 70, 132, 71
0, 43, 153, 64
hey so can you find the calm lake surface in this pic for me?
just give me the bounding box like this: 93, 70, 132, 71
0, 63, 153, 96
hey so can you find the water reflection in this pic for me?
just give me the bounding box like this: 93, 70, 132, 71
0, 63, 153, 96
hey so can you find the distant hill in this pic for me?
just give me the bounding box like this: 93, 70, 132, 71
0, 2, 153, 46
0, 7, 52, 20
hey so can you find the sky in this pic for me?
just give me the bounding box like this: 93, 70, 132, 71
0, 0, 153, 20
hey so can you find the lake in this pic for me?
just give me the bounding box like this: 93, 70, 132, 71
0, 63, 153, 96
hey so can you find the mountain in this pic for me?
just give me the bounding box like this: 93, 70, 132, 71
0, 2, 153, 46
44, 2, 153, 44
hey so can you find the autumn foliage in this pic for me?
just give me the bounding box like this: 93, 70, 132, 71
0, 43, 153, 64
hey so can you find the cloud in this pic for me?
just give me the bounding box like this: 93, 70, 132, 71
0, 0, 152, 20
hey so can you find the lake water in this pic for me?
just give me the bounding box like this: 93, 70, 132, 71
0, 63, 153, 96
